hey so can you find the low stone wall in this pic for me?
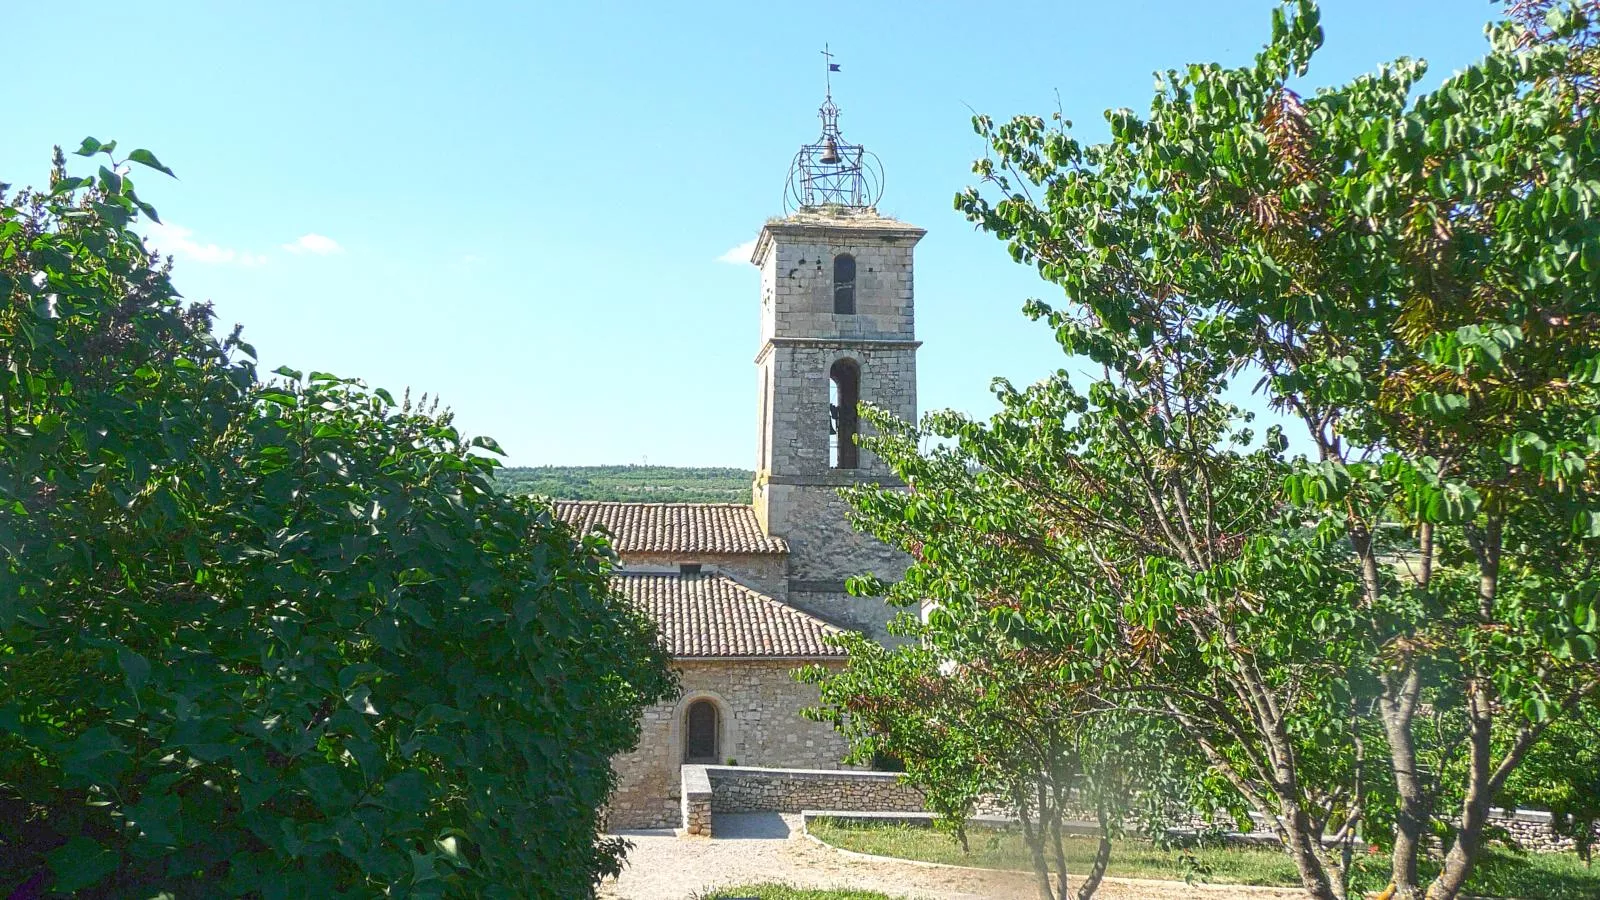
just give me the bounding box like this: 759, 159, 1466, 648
681, 765, 713, 836
676, 764, 925, 831
676, 766, 1596, 854
1488, 808, 1597, 853
708, 764, 926, 813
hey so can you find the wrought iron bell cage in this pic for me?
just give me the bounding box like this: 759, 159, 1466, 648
784, 89, 883, 212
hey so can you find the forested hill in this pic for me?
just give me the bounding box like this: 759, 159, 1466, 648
493, 465, 754, 504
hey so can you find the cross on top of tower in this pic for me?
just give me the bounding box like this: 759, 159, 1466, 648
821, 43, 838, 101
783, 45, 883, 213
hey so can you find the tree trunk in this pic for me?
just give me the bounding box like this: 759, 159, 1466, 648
1425, 680, 1495, 900
1283, 808, 1341, 900
1255, 696, 1340, 900
1048, 797, 1071, 900
1424, 521, 1508, 900
1379, 668, 1427, 899
1018, 791, 1058, 900
1076, 800, 1113, 900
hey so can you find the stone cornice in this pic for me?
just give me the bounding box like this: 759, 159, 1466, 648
759, 473, 905, 488
754, 338, 922, 364
752, 214, 926, 268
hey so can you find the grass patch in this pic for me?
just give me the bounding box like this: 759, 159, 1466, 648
807, 819, 1600, 899
1465, 849, 1600, 900
701, 886, 904, 900
808, 818, 1297, 886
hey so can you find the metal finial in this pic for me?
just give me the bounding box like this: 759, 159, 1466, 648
784, 46, 883, 213
822, 43, 835, 101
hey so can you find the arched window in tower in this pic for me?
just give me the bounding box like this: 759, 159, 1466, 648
684, 699, 720, 764
833, 253, 856, 314
829, 358, 861, 470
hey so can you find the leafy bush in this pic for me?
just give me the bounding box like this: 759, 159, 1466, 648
0, 142, 675, 898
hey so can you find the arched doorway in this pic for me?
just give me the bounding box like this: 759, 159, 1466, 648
684, 698, 720, 764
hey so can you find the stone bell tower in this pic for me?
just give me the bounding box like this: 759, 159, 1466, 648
749, 64, 924, 640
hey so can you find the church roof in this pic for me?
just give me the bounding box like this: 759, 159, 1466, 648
555, 501, 788, 556
614, 572, 848, 660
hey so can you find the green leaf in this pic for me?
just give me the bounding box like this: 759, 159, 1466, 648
97, 165, 123, 196
61, 727, 130, 786
258, 389, 297, 407
134, 198, 163, 224
118, 644, 151, 699
378, 770, 430, 815
49, 175, 92, 195
47, 836, 118, 893
1570, 634, 1597, 662
128, 148, 176, 177
74, 137, 104, 157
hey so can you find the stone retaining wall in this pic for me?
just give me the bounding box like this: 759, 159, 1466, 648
1487, 808, 1598, 853
706, 764, 926, 814
681, 765, 713, 836
676, 764, 925, 829
678, 765, 1596, 854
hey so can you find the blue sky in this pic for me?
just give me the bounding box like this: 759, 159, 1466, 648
5, 1, 1504, 467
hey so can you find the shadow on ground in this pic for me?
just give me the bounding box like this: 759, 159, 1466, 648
712, 812, 795, 840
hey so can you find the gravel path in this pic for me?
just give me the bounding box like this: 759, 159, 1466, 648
599, 813, 1309, 900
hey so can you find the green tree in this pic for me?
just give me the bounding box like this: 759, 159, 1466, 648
0, 142, 675, 898
816, 366, 1379, 899
1490, 701, 1600, 863
801, 468, 1193, 900
953, 2, 1600, 898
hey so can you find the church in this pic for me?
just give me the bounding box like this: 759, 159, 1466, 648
556, 78, 926, 828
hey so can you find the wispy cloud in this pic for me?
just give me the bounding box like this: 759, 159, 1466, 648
144, 222, 268, 267
283, 233, 344, 256
716, 238, 757, 265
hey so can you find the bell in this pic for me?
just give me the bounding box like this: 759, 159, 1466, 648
820, 138, 840, 165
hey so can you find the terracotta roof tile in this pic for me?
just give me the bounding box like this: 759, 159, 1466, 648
556, 501, 787, 556
613, 573, 847, 659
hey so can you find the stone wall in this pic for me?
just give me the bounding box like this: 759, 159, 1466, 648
671, 764, 1598, 855
618, 551, 787, 601
754, 214, 923, 348
763, 480, 908, 640
1188, 807, 1596, 854
681, 765, 713, 836
1486, 808, 1599, 853
755, 342, 917, 481
697, 765, 925, 816
607, 659, 852, 829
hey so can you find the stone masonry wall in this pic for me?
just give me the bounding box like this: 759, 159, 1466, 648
1179, 807, 1596, 855
757, 224, 919, 347
607, 659, 851, 829
758, 342, 916, 480
617, 551, 787, 601
674, 764, 1595, 854
700, 765, 925, 815
1485, 808, 1599, 853
766, 480, 907, 640
681, 765, 713, 837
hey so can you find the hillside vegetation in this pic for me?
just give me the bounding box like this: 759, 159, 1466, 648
495, 465, 753, 504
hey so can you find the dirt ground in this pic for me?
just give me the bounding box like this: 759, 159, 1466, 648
599, 813, 1309, 900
